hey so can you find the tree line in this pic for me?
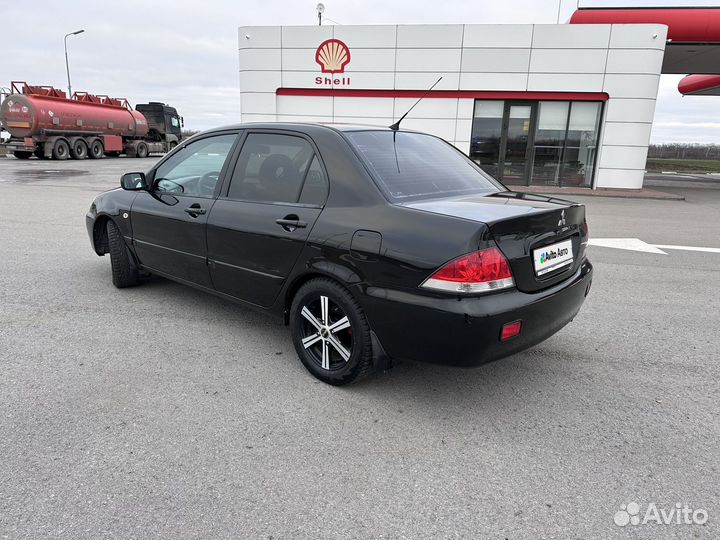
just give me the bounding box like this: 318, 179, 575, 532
648, 143, 720, 161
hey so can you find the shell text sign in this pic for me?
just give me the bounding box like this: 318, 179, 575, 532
315, 39, 351, 74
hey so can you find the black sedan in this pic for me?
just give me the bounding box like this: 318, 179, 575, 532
86, 123, 592, 385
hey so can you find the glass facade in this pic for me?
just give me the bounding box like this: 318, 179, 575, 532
469, 99, 602, 188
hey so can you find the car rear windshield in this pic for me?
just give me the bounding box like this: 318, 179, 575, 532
345, 131, 503, 201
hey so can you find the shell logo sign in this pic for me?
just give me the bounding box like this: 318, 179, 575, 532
315, 39, 351, 86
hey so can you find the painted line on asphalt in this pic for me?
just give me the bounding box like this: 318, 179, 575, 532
588, 238, 667, 254
589, 238, 720, 255
654, 244, 720, 254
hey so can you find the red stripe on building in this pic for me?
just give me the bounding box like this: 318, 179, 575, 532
276, 88, 609, 101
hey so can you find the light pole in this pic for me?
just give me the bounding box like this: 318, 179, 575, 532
317, 3, 324, 25
64, 29, 84, 98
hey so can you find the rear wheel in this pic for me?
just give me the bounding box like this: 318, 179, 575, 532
52, 139, 70, 160
13, 151, 32, 159
107, 220, 139, 288
33, 146, 47, 159
136, 142, 149, 158
89, 139, 104, 159
290, 278, 373, 385
70, 139, 88, 160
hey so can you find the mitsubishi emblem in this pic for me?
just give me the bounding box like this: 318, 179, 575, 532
558, 210, 566, 227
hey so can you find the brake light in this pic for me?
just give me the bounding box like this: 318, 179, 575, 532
581, 220, 589, 238
421, 247, 515, 293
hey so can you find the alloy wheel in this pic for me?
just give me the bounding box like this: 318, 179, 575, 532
300, 295, 353, 371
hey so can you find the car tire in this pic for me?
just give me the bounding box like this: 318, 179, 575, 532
70, 139, 88, 160
290, 278, 373, 385
136, 142, 149, 158
89, 139, 104, 159
52, 139, 70, 160
107, 220, 139, 288
13, 151, 32, 159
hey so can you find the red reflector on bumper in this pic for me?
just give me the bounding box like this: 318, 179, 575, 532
500, 320, 522, 341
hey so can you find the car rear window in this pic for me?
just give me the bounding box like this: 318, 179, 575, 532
345, 131, 503, 201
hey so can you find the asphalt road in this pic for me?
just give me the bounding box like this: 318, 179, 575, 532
1, 156, 718, 539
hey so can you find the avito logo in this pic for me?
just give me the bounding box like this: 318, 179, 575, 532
540, 246, 569, 265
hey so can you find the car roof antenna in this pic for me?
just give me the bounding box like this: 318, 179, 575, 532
389, 77, 443, 131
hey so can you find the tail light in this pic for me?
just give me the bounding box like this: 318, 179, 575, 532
581, 219, 589, 238
421, 246, 514, 294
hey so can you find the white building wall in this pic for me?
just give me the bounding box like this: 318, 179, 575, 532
239, 23, 667, 190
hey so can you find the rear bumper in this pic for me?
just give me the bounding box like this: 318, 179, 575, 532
361, 259, 593, 366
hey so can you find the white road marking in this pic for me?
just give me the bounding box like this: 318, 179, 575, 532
654, 244, 720, 254
588, 238, 667, 254
589, 238, 720, 255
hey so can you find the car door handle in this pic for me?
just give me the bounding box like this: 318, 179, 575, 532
276, 215, 308, 232
184, 205, 206, 216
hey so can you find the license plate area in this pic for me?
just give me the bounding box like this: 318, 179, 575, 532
533, 239, 574, 276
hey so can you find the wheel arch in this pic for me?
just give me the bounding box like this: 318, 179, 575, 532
92, 215, 111, 255
283, 268, 393, 372
282, 264, 363, 325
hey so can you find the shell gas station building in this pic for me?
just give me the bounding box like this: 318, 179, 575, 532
238, 6, 720, 191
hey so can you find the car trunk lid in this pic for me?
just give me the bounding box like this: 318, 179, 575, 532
398, 191, 588, 293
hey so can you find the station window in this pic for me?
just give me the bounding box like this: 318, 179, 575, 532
469, 99, 602, 188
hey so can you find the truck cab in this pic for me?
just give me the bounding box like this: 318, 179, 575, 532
135, 102, 183, 146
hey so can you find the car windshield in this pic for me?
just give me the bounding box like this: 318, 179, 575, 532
345, 131, 504, 202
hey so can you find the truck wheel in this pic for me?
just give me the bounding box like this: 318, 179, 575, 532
70, 139, 88, 160
89, 139, 104, 159
169, 142, 177, 151
107, 220, 139, 288
52, 139, 70, 160
136, 142, 149, 158
13, 151, 32, 159
33, 146, 47, 159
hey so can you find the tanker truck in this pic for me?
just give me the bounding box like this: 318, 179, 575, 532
0, 81, 183, 160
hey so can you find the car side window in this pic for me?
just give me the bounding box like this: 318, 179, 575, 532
228, 133, 315, 204
298, 156, 328, 205
153, 134, 237, 198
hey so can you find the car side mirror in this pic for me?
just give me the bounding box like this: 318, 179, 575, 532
120, 172, 147, 191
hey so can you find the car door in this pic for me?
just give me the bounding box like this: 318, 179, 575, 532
130, 132, 240, 287
207, 131, 329, 307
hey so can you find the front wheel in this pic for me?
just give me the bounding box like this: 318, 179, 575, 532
290, 278, 373, 385
136, 142, 149, 158
106, 220, 139, 288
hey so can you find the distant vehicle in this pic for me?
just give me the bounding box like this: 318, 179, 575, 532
86, 123, 593, 385
0, 81, 183, 160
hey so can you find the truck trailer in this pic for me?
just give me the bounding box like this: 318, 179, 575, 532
0, 81, 183, 160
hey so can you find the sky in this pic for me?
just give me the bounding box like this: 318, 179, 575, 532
1, 0, 719, 144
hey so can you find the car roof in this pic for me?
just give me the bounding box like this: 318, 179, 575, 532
199, 122, 408, 135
